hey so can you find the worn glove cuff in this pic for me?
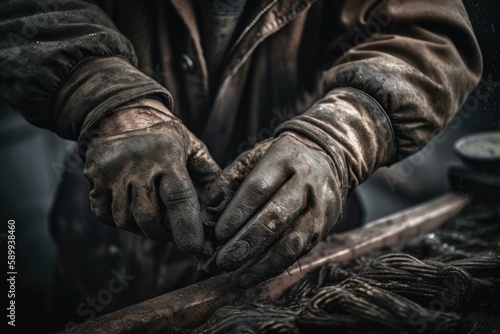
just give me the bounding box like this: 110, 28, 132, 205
276, 87, 396, 194
55, 56, 173, 154
77, 96, 175, 160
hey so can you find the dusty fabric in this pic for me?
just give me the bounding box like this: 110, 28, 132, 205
174, 208, 500, 334
0, 0, 482, 165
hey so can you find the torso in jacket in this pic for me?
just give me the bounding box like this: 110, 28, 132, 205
96, 0, 334, 164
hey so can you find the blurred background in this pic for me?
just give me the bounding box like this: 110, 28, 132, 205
0, 0, 498, 332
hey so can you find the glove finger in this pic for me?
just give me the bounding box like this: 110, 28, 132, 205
130, 182, 170, 241
201, 138, 276, 224
111, 183, 143, 235
89, 186, 114, 226
215, 147, 291, 243
206, 137, 275, 202
231, 211, 317, 288
216, 176, 307, 271
187, 136, 222, 190
159, 166, 204, 254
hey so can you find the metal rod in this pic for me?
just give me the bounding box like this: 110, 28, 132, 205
74, 193, 470, 333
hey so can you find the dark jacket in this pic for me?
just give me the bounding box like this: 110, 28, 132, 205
0, 0, 482, 165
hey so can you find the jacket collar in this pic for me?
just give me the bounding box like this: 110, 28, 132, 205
168, 0, 317, 84
223, 0, 317, 76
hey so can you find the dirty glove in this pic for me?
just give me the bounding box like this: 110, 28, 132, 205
207, 132, 345, 287
83, 99, 221, 255
202, 88, 396, 287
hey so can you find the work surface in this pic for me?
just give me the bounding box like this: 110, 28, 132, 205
169, 205, 500, 334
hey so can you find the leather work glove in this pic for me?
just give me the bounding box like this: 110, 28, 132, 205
83, 99, 221, 255
201, 88, 396, 287
202, 132, 346, 285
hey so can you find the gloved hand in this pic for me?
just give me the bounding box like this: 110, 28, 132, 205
202, 88, 396, 287
83, 99, 221, 255
202, 132, 346, 287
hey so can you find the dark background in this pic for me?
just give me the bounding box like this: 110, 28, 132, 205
1, 1, 499, 332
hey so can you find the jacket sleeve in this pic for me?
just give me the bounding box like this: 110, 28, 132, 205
277, 0, 482, 190
0, 0, 173, 141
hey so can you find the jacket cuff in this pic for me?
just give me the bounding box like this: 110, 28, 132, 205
276, 87, 396, 189
53, 56, 173, 142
